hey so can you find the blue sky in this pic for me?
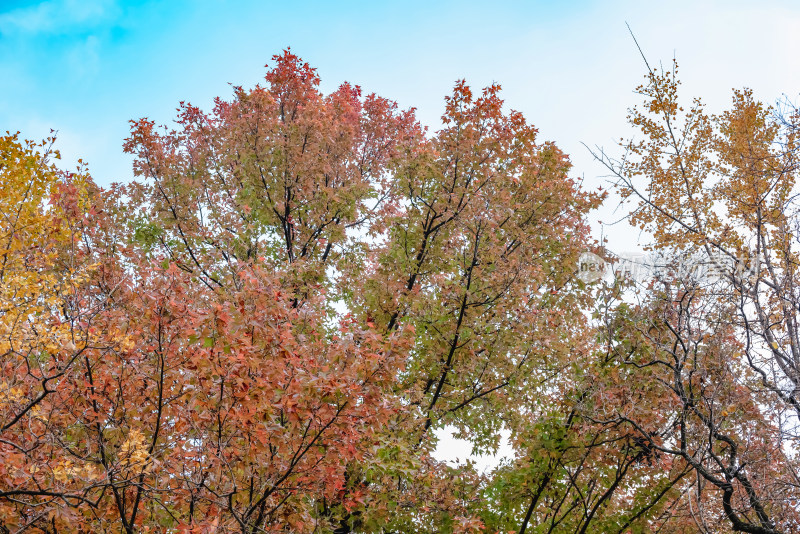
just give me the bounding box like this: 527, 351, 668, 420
4, 0, 800, 194
3, 0, 800, 465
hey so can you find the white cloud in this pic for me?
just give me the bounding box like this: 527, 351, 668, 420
0, 0, 119, 35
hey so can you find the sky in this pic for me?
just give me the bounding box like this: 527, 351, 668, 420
3, 0, 800, 466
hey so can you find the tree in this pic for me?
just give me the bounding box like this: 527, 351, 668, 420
1, 50, 685, 533
592, 57, 800, 533
0, 132, 110, 530
115, 50, 611, 533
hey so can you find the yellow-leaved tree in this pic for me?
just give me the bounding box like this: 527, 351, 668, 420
0, 132, 104, 527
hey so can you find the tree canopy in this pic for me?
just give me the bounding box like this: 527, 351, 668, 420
1, 50, 798, 533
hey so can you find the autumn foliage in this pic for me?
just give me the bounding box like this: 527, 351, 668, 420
2, 49, 799, 533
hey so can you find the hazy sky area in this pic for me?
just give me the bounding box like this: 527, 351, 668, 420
2, 0, 800, 466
